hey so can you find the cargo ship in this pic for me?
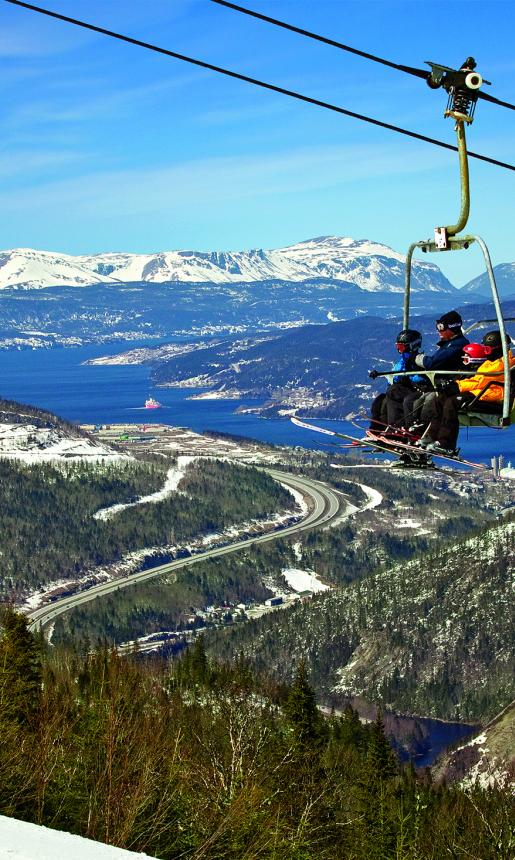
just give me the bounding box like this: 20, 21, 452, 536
144, 397, 162, 409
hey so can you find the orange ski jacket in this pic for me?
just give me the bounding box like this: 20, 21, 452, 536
458, 352, 515, 402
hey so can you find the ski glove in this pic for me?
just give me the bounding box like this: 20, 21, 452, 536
436, 379, 460, 395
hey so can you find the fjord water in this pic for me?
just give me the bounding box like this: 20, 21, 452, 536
0, 341, 513, 464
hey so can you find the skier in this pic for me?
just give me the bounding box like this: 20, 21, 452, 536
419, 331, 514, 455
413, 310, 469, 373
407, 310, 469, 434
368, 329, 426, 435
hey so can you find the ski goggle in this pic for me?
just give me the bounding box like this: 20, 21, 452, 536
396, 342, 409, 353
436, 321, 461, 332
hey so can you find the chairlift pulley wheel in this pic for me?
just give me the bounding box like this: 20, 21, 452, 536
425, 56, 488, 124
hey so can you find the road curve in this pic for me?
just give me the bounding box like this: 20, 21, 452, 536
27, 469, 341, 632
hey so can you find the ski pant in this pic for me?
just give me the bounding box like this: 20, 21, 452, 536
370, 393, 387, 432
409, 390, 442, 430
428, 392, 476, 449
370, 383, 415, 431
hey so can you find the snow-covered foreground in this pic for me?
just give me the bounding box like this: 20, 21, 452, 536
0, 423, 127, 463
94, 456, 194, 520
0, 815, 158, 860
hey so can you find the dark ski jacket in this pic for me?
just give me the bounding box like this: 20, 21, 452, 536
415, 333, 469, 371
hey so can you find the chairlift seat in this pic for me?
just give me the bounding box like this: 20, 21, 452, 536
458, 366, 515, 428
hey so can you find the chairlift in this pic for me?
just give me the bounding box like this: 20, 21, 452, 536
385, 58, 514, 428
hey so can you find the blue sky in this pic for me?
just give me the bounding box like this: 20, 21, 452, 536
1, 0, 514, 285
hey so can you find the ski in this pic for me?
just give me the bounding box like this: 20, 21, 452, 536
369, 432, 488, 470
291, 417, 431, 465
348, 413, 423, 444
291, 417, 487, 470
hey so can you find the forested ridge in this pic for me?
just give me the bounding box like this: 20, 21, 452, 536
50, 461, 492, 649
206, 517, 515, 723
52, 540, 296, 647
0, 398, 84, 434
0, 458, 293, 600
0, 610, 512, 860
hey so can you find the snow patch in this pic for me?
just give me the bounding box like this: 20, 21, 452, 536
94, 456, 194, 520
0, 423, 127, 463
282, 568, 330, 593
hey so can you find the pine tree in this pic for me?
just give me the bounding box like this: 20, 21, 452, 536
0, 608, 42, 724
283, 661, 325, 750
173, 634, 212, 689
367, 710, 397, 782
352, 709, 399, 860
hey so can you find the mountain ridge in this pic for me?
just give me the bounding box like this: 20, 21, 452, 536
135, 300, 515, 417
0, 236, 455, 293
205, 516, 515, 724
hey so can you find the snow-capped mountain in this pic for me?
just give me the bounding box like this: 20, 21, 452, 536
0, 248, 119, 290
0, 237, 455, 293
462, 262, 515, 299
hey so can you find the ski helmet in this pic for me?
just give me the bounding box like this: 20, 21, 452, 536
436, 310, 462, 332
395, 329, 422, 353
481, 330, 510, 355
462, 343, 490, 366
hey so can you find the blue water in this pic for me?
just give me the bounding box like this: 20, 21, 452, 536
0, 341, 513, 463
413, 719, 476, 768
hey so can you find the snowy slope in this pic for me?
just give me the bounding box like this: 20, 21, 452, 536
0, 815, 158, 860
0, 248, 120, 289
0, 237, 454, 292
462, 262, 515, 299
433, 701, 515, 791
0, 401, 127, 462
0, 423, 128, 462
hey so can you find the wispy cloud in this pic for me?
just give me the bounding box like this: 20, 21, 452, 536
0, 142, 447, 219
0, 17, 89, 58
195, 100, 290, 128
0, 149, 88, 180
5, 72, 200, 128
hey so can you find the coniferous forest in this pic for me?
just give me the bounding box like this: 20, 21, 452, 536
0, 609, 512, 860
0, 458, 292, 600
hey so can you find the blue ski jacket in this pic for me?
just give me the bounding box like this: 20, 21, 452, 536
393, 353, 425, 384
415, 334, 469, 371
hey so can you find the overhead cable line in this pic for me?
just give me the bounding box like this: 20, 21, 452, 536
210, 0, 515, 113
211, 0, 428, 80
4, 0, 515, 173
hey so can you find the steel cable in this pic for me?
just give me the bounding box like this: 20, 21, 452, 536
4, 0, 515, 172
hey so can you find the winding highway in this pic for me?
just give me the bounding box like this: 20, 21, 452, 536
27, 469, 342, 632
